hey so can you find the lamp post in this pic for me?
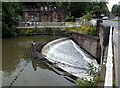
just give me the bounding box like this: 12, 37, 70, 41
54, 7, 56, 22
49, 5, 52, 22
54, 6, 56, 10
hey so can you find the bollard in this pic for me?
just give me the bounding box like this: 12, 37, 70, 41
96, 19, 103, 36
31, 41, 37, 58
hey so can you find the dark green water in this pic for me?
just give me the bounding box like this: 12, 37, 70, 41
2, 35, 74, 86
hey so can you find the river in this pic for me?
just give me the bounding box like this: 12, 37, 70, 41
2, 35, 75, 87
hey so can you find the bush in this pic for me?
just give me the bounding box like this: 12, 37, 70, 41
75, 62, 100, 88
2, 2, 22, 37
66, 15, 74, 22
65, 25, 97, 36
82, 13, 92, 21
18, 28, 35, 36
44, 28, 52, 33
2, 23, 17, 37
76, 78, 95, 88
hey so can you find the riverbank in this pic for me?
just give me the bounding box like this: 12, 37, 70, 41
15, 27, 68, 36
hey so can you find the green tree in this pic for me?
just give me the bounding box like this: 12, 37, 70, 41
91, 2, 109, 17
93, 6, 100, 17
66, 2, 109, 19
69, 2, 92, 18
2, 2, 22, 37
82, 13, 92, 21
99, 2, 109, 16
112, 4, 118, 16
117, 5, 120, 17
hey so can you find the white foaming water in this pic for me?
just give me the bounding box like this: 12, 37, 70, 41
42, 38, 99, 79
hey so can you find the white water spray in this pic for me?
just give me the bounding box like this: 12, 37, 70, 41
42, 38, 99, 79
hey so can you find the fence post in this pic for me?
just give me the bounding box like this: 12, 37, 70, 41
31, 41, 37, 58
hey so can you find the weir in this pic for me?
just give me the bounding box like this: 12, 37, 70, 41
41, 38, 99, 79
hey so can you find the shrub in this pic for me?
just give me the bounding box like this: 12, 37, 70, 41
66, 15, 74, 22
44, 28, 52, 33
66, 25, 97, 36
76, 78, 95, 88
82, 13, 92, 21
2, 23, 17, 37
75, 62, 100, 88
18, 28, 35, 36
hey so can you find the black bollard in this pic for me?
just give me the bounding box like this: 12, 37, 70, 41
31, 41, 37, 58
96, 19, 103, 36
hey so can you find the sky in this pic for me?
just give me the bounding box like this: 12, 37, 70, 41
107, 0, 119, 11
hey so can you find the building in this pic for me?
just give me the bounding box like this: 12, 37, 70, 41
18, 3, 65, 27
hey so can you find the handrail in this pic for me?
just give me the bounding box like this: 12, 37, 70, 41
16, 22, 81, 28
104, 26, 113, 87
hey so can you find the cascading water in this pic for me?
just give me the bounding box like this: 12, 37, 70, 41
41, 38, 99, 79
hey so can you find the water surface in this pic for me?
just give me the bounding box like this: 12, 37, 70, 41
2, 35, 74, 86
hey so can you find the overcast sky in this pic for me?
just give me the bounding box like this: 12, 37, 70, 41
107, 0, 119, 11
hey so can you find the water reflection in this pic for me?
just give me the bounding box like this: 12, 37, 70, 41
2, 35, 61, 75
31, 59, 52, 71
2, 37, 31, 76
2, 35, 74, 86
32, 59, 37, 71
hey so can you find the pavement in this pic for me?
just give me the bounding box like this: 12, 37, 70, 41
101, 19, 120, 87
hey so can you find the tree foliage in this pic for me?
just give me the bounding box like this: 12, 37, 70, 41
112, 4, 118, 16
67, 2, 109, 20
2, 2, 22, 37
75, 62, 100, 88
117, 5, 120, 16
82, 13, 92, 21
111, 4, 120, 17
2, 2, 109, 37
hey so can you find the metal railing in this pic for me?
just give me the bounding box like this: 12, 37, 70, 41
17, 22, 82, 28
104, 26, 113, 87
18, 22, 65, 27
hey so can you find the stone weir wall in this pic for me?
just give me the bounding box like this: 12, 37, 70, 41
34, 20, 111, 64
70, 32, 101, 64
69, 20, 111, 64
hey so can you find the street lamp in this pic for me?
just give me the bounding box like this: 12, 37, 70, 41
49, 5, 52, 22
45, 6, 47, 11
49, 5, 51, 10
54, 7, 56, 10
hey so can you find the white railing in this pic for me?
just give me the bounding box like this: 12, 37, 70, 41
17, 22, 81, 28
104, 26, 113, 87
18, 22, 65, 27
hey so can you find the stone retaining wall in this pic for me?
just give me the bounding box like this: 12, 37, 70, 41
70, 32, 101, 63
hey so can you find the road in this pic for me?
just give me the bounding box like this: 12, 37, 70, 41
101, 20, 119, 29
101, 20, 120, 87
